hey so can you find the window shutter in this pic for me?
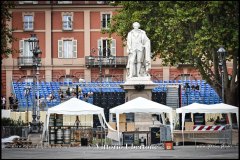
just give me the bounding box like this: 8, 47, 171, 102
68, 16, 72, 29
111, 39, 116, 56
19, 40, 24, 56
72, 40, 77, 58
97, 39, 102, 56
58, 40, 63, 58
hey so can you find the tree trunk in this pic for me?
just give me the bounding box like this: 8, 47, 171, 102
225, 88, 238, 106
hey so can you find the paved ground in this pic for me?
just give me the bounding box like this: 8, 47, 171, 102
2, 145, 239, 159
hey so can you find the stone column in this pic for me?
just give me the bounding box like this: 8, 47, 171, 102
6, 70, 13, 109
45, 10, 52, 81
3, 14, 13, 109
163, 66, 170, 81
84, 10, 91, 81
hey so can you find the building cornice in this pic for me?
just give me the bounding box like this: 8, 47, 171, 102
11, 4, 121, 10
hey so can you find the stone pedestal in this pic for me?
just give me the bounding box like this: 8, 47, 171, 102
121, 77, 157, 100
120, 77, 158, 131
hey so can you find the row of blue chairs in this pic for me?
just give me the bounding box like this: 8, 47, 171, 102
153, 79, 206, 84
12, 80, 221, 110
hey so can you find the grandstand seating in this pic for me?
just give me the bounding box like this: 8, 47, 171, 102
12, 79, 221, 111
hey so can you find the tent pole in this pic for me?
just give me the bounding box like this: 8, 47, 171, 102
169, 112, 174, 141
182, 113, 185, 146
161, 113, 166, 125
116, 113, 120, 145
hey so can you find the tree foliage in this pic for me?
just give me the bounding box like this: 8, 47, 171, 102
106, 1, 239, 106
0, 1, 16, 58
2, 117, 27, 126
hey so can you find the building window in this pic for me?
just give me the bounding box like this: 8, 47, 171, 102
19, 1, 38, 4
64, 78, 72, 83
25, 78, 34, 83
58, 39, 77, 58
101, 13, 111, 29
23, 15, 34, 31
62, 15, 73, 30
20, 40, 33, 57
97, 1, 105, 4
126, 113, 134, 122
19, 40, 33, 65
58, 1, 72, 4
103, 77, 112, 82
97, 38, 116, 57
181, 74, 190, 81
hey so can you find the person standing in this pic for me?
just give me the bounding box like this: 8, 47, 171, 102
66, 87, 71, 97
1, 96, 6, 109
8, 93, 14, 110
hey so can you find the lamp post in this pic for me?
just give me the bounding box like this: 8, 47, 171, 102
89, 46, 113, 83
24, 86, 31, 124
184, 83, 191, 121
28, 34, 42, 133
184, 83, 191, 106
217, 47, 228, 125
217, 47, 227, 103
89, 46, 112, 145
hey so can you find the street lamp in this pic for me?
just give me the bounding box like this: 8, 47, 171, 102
184, 83, 191, 121
184, 83, 191, 106
88, 46, 113, 145
89, 46, 111, 83
24, 86, 31, 124
28, 34, 42, 133
217, 47, 227, 103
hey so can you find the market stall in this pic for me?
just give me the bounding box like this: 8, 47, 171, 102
42, 97, 116, 145
176, 102, 239, 145
109, 97, 173, 144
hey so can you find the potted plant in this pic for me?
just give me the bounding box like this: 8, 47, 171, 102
206, 118, 214, 125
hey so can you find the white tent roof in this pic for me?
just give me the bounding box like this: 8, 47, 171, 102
176, 103, 238, 114
176, 102, 239, 145
110, 97, 173, 114
47, 97, 104, 115
109, 97, 174, 143
43, 98, 116, 143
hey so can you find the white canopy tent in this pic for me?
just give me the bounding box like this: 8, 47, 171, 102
109, 97, 174, 143
176, 103, 239, 145
42, 98, 116, 141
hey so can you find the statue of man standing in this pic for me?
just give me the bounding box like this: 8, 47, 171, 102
126, 22, 151, 79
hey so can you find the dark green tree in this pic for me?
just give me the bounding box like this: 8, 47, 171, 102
0, 1, 16, 98
1, 1, 16, 58
106, 1, 239, 106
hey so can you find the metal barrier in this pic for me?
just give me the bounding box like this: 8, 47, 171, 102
1, 126, 29, 138
187, 125, 232, 148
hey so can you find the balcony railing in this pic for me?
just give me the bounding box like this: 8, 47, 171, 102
85, 56, 128, 68
18, 56, 41, 68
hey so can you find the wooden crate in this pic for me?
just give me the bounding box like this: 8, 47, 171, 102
185, 122, 194, 130
127, 122, 135, 131
108, 122, 116, 130
119, 122, 126, 132
74, 130, 81, 141
206, 122, 214, 125
119, 114, 126, 123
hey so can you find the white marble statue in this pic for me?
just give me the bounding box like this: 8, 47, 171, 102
126, 22, 151, 79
